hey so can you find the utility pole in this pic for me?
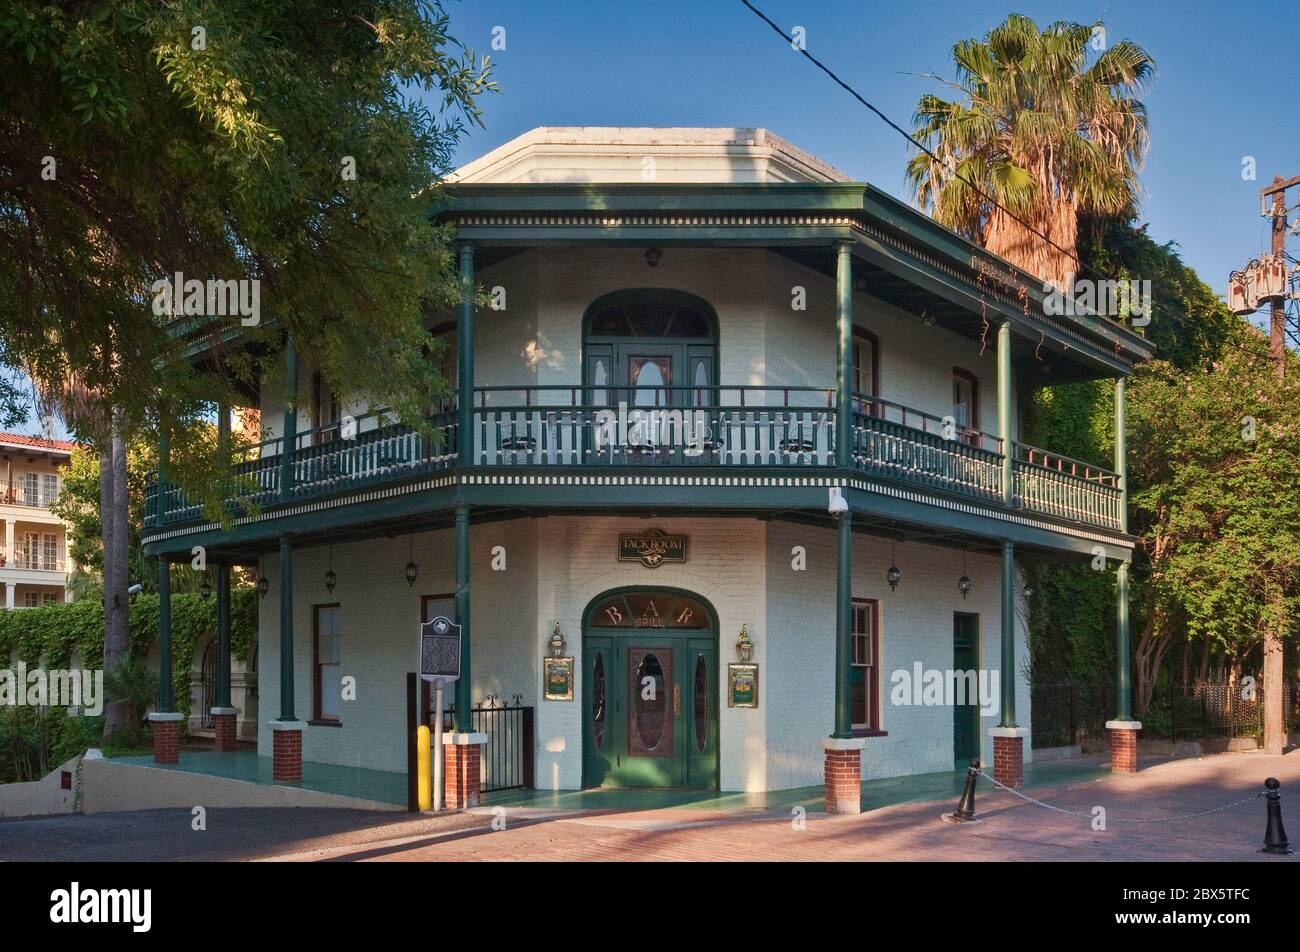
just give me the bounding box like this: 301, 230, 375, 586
1262, 174, 1300, 380
1259, 175, 1298, 755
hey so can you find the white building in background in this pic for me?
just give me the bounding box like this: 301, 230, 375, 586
0, 433, 75, 608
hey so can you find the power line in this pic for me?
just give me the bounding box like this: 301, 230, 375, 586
738, 0, 1283, 368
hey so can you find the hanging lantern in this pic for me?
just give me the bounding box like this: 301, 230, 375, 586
958, 550, 971, 599
549, 624, 567, 658
886, 540, 901, 591
200, 575, 212, 599
325, 545, 336, 594
735, 624, 754, 663
404, 535, 418, 587
257, 576, 269, 598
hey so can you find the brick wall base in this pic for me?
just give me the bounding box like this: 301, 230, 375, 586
272, 727, 302, 782
444, 740, 483, 809
823, 741, 864, 815
992, 735, 1024, 789
1108, 724, 1140, 773
152, 720, 179, 764
213, 713, 238, 752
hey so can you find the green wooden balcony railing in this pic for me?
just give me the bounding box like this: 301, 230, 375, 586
473, 385, 836, 467
850, 396, 1005, 500
1012, 442, 1122, 531
143, 386, 1123, 534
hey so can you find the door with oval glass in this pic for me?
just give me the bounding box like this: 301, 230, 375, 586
582, 589, 718, 789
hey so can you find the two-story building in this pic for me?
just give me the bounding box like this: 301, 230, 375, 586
0, 433, 74, 608
142, 128, 1152, 813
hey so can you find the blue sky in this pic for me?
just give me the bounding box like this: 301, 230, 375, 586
15, 0, 1299, 439
443, 0, 1299, 300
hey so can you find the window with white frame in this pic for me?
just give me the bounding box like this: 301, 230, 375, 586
314, 605, 342, 722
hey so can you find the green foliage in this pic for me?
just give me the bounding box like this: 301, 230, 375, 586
0, 0, 494, 486
1027, 561, 1115, 685
102, 655, 158, 745
0, 705, 102, 784
0, 588, 257, 718
1129, 326, 1300, 658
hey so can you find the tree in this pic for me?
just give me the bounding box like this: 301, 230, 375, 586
906, 14, 1154, 288
1129, 328, 1300, 720
2, 1, 493, 725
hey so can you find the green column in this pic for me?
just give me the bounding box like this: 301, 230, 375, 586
280, 338, 299, 501
454, 505, 472, 729
1115, 560, 1132, 720
833, 510, 853, 737
1115, 377, 1128, 533
835, 240, 853, 469
457, 243, 475, 462
216, 403, 232, 709
1114, 376, 1132, 719
997, 319, 1014, 506
156, 427, 173, 712
278, 534, 295, 721
999, 540, 1017, 727
216, 565, 231, 709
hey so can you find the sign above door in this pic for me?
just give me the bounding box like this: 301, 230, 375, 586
618, 528, 688, 568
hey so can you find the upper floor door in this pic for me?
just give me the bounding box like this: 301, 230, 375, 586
583, 290, 718, 409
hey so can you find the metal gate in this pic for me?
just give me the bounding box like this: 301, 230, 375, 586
445, 695, 535, 792
199, 640, 218, 729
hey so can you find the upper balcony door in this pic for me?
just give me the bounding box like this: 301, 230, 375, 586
583, 289, 718, 412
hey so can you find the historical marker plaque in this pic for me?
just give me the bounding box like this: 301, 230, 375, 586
420, 615, 461, 682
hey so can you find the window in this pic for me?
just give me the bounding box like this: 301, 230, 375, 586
23, 592, 39, 608
41, 533, 58, 570
852, 327, 880, 413
952, 368, 979, 444
850, 599, 881, 731
21, 473, 37, 505
41, 474, 59, 506
313, 605, 342, 723
427, 322, 457, 413
20, 532, 38, 569
43, 593, 58, 605
311, 371, 341, 439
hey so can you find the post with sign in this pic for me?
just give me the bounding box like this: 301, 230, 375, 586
420, 615, 462, 811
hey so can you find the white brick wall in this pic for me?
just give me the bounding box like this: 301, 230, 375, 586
257, 515, 1030, 793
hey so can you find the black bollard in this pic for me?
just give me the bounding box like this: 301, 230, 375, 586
1262, 777, 1293, 855
950, 760, 980, 822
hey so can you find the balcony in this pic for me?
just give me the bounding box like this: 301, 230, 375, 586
143, 387, 1123, 534
7, 554, 66, 572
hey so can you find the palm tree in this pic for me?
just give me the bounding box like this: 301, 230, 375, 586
906, 14, 1154, 286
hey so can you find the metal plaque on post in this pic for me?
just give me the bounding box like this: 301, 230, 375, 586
420, 616, 461, 682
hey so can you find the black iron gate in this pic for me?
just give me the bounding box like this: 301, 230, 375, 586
444, 695, 535, 792
199, 640, 218, 729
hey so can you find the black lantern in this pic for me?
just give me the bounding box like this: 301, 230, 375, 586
200, 575, 212, 599
404, 535, 418, 588
257, 575, 269, 598
325, 545, 336, 594
958, 550, 971, 599
644, 247, 662, 268
886, 540, 901, 591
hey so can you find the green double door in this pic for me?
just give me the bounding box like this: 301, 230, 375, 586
582, 590, 718, 789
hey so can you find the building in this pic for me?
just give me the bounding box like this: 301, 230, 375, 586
141, 128, 1153, 813
0, 433, 75, 608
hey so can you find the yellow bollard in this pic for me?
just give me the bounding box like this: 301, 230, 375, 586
417, 724, 431, 811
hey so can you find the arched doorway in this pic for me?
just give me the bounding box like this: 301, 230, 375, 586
582, 587, 718, 790
582, 289, 718, 408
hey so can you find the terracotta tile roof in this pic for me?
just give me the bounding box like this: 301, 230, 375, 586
0, 432, 78, 452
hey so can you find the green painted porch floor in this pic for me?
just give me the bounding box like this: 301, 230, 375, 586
110, 751, 1114, 815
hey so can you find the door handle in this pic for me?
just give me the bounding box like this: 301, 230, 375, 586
674, 684, 681, 720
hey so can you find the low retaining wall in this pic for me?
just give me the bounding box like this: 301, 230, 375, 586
0, 754, 82, 818
82, 759, 403, 813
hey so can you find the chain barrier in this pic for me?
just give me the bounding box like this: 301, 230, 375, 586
975, 768, 1263, 825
